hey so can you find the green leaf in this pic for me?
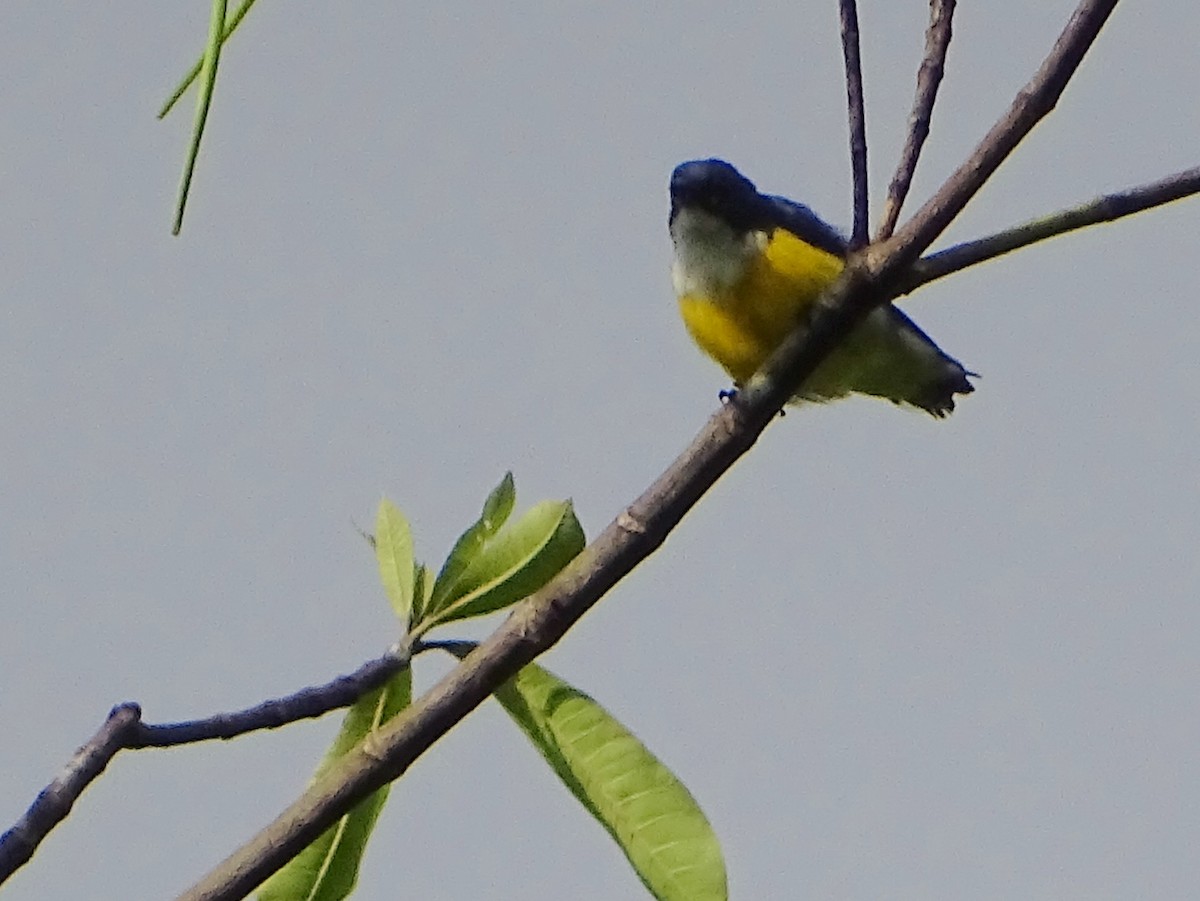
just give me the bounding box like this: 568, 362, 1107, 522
411, 562, 428, 624
158, 0, 260, 119
375, 499, 414, 624
480, 471, 517, 530
496, 663, 727, 901
170, 0, 229, 235
426, 499, 584, 627
428, 472, 516, 611
257, 668, 412, 901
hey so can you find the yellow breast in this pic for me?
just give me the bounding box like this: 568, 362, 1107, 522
677, 228, 845, 384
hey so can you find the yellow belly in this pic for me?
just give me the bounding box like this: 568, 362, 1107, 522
678, 228, 845, 385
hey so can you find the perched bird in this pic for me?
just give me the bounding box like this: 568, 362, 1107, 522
669, 159, 974, 416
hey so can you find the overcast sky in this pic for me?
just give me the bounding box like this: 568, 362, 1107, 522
3, 3, 1199, 899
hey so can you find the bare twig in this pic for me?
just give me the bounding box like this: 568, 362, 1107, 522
897, 164, 1200, 296
173, 5, 1122, 900
878, 0, 956, 240
0, 644, 414, 884
422, 639, 477, 660
0, 704, 142, 880
132, 645, 413, 747
839, 0, 870, 248
877, 0, 1119, 279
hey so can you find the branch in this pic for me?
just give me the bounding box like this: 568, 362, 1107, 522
898, 164, 1200, 295
0, 704, 142, 879
0, 645, 413, 885
173, 5, 1121, 899
839, 0, 869, 248
877, 0, 1119, 278
878, 0, 956, 240
132, 646, 412, 747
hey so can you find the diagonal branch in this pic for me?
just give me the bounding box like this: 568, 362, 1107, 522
878, 0, 956, 240
174, 4, 1122, 900
0, 705, 142, 879
897, 164, 1200, 296
839, 0, 870, 248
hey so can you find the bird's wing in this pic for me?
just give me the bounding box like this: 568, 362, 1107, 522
762, 194, 848, 258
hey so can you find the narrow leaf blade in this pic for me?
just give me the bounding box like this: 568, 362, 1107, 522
158, 0, 260, 119
257, 669, 412, 901
171, 0, 228, 234
375, 499, 414, 624
496, 664, 727, 901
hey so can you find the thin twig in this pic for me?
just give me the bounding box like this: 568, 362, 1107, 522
131, 645, 413, 747
0, 644, 414, 885
0, 704, 143, 880
173, 6, 1122, 900
876, 0, 1119, 280
421, 639, 477, 660
878, 0, 956, 240
897, 164, 1200, 295
839, 0, 870, 248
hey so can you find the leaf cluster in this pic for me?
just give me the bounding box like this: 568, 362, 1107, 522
262, 475, 726, 901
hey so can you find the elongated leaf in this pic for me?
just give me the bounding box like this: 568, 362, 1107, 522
496, 663, 727, 901
428, 473, 515, 611
171, 0, 228, 234
158, 0, 260, 119
257, 668, 412, 901
375, 499, 414, 624
426, 499, 584, 626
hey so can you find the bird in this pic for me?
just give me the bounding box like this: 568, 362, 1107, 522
668, 158, 974, 416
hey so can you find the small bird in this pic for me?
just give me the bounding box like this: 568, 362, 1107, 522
669, 159, 974, 416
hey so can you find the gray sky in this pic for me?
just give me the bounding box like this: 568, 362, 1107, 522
3, 3, 1198, 899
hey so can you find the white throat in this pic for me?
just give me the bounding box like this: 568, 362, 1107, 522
670, 207, 762, 299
